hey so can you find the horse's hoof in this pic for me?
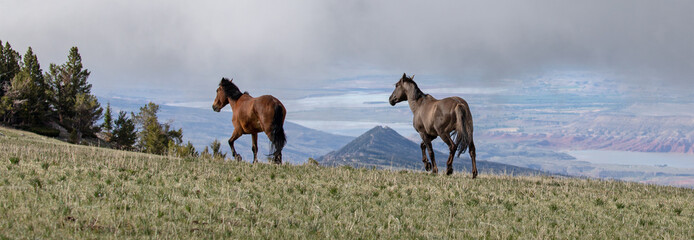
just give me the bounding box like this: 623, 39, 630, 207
472, 171, 478, 179
424, 162, 432, 171
432, 168, 438, 174
446, 168, 453, 175
234, 154, 242, 162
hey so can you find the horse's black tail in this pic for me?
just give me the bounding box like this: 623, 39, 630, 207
269, 104, 286, 161
454, 103, 473, 157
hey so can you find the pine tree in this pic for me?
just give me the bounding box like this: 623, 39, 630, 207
132, 102, 189, 155
200, 146, 212, 159
102, 102, 113, 133
0, 40, 21, 97
18, 47, 49, 125
0, 41, 22, 121
181, 141, 198, 157
210, 138, 227, 160
72, 93, 102, 139
46, 47, 98, 126
111, 111, 137, 150
1, 47, 49, 125
133, 102, 165, 154
45, 47, 102, 139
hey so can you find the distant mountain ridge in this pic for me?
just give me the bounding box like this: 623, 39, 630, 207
320, 126, 546, 176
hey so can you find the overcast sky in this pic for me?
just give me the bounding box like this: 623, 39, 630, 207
2, 0, 693, 100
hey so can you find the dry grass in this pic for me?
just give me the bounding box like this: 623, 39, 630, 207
1, 126, 693, 239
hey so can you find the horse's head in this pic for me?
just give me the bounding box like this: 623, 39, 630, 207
389, 73, 415, 106
213, 77, 242, 112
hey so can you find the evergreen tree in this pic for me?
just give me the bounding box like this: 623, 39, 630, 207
210, 138, 227, 160
102, 102, 113, 133
111, 111, 137, 150
18, 47, 49, 125
0, 40, 21, 97
200, 146, 212, 159
45, 63, 71, 124
181, 141, 198, 157
162, 122, 183, 146
45, 47, 102, 139
0, 41, 21, 120
132, 102, 184, 155
1, 47, 49, 125
133, 102, 163, 153
71, 93, 102, 139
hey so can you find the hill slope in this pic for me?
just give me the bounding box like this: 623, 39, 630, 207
1, 126, 693, 239
320, 126, 545, 175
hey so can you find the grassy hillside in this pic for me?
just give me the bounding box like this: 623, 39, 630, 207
1, 126, 693, 239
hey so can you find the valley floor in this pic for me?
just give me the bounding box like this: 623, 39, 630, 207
1, 126, 693, 239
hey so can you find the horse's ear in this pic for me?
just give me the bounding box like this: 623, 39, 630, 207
402, 73, 407, 79
230, 78, 233, 82
411, 74, 415, 80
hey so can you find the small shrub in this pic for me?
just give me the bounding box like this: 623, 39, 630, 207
94, 185, 105, 198
674, 208, 683, 215
594, 198, 605, 206
549, 203, 559, 212
616, 203, 625, 209
41, 162, 50, 170
9, 157, 19, 165
466, 198, 479, 207
638, 219, 654, 226
504, 201, 515, 211
307, 158, 319, 166
29, 178, 42, 190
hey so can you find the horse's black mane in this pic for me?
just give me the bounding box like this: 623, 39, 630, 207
402, 76, 427, 100
220, 78, 244, 100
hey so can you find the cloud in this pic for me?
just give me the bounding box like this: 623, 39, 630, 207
2, 0, 693, 95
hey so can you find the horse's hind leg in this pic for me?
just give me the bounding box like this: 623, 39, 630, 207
470, 141, 477, 179
440, 134, 456, 175
228, 130, 243, 162
264, 130, 282, 165
251, 133, 258, 164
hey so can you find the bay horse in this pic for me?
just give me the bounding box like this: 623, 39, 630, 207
212, 78, 287, 164
389, 73, 477, 178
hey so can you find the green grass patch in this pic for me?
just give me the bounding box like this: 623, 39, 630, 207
1, 126, 694, 239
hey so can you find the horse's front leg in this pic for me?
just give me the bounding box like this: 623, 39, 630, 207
251, 133, 258, 164
420, 142, 432, 171
228, 130, 243, 162
425, 139, 438, 174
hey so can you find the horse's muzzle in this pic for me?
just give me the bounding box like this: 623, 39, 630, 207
212, 105, 220, 112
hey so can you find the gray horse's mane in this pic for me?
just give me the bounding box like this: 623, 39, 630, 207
402, 76, 427, 100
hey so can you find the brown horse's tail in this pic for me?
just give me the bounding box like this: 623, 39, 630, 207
269, 104, 286, 159
454, 103, 473, 157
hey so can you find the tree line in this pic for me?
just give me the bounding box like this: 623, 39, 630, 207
1, 40, 226, 159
